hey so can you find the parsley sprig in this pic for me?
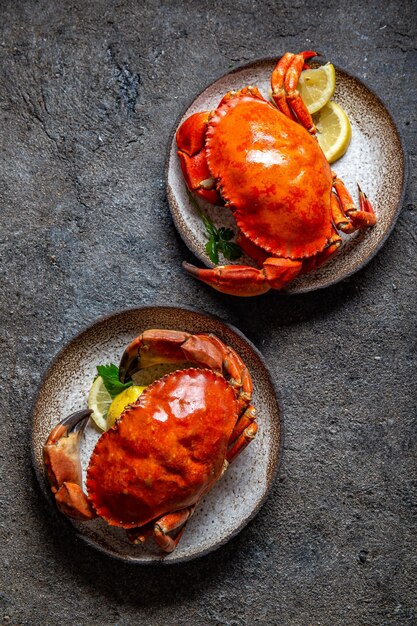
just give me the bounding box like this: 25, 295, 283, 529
201, 214, 242, 264
96, 364, 133, 398
188, 191, 242, 265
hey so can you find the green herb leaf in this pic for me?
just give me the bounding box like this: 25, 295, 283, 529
218, 240, 242, 261
187, 189, 242, 265
217, 227, 234, 241
201, 213, 217, 237
96, 363, 133, 398
205, 235, 219, 264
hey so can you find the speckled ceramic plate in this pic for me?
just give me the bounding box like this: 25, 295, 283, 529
32, 306, 282, 564
166, 58, 407, 294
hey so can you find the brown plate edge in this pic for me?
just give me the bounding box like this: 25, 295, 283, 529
31, 304, 284, 565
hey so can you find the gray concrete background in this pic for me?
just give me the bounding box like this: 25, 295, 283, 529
1, 1, 416, 624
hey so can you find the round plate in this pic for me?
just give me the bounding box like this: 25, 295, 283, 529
32, 306, 282, 564
166, 58, 407, 294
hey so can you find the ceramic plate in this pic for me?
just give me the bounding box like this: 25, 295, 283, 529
32, 306, 282, 564
166, 58, 407, 294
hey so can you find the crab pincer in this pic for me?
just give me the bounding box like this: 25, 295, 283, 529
43, 409, 96, 520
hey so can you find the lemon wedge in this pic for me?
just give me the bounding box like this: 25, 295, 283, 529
313, 101, 352, 163
297, 63, 336, 114
106, 385, 146, 428
88, 376, 113, 431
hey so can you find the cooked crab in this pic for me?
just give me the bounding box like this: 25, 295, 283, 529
43, 330, 257, 553
176, 50, 376, 296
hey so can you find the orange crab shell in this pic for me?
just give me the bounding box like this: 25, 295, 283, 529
86, 368, 239, 528
205, 92, 333, 259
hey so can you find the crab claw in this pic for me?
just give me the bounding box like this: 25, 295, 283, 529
176, 110, 222, 205
43, 409, 96, 520
119, 329, 191, 382
176, 111, 210, 157
182, 259, 302, 296
119, 335, 142, 382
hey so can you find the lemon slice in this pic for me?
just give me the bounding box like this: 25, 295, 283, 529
88, 376, 112, 431
106, 385, 146, 428
313, 101, 352, 163
297, 63, 336, 114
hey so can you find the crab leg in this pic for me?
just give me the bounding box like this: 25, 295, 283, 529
229, 405, 257, 443
127, 506, 196, 552
153, 506, 196, 553
182, 257, 303, 296
271, 52, 297, 121
285, 52, 318, 133
271, 50, 318, 134
126, 521, 155, 545
331, 174, 376, 233
43, 409, 96, 520
223, 347, 253, 413
227, 422, 258, 463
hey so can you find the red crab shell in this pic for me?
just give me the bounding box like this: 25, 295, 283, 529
205, 92, 333, 259
177, 52, 376, 296
86, 368, 238, 528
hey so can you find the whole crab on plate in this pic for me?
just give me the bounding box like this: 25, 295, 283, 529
43, 329, 258, 554
166, 52, 407, 295
175, 50, 377, 296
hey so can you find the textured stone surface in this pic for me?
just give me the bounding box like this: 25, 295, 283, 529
0, 0, 416, 624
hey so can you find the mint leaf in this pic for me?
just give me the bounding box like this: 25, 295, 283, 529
96, 363, 133, 398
